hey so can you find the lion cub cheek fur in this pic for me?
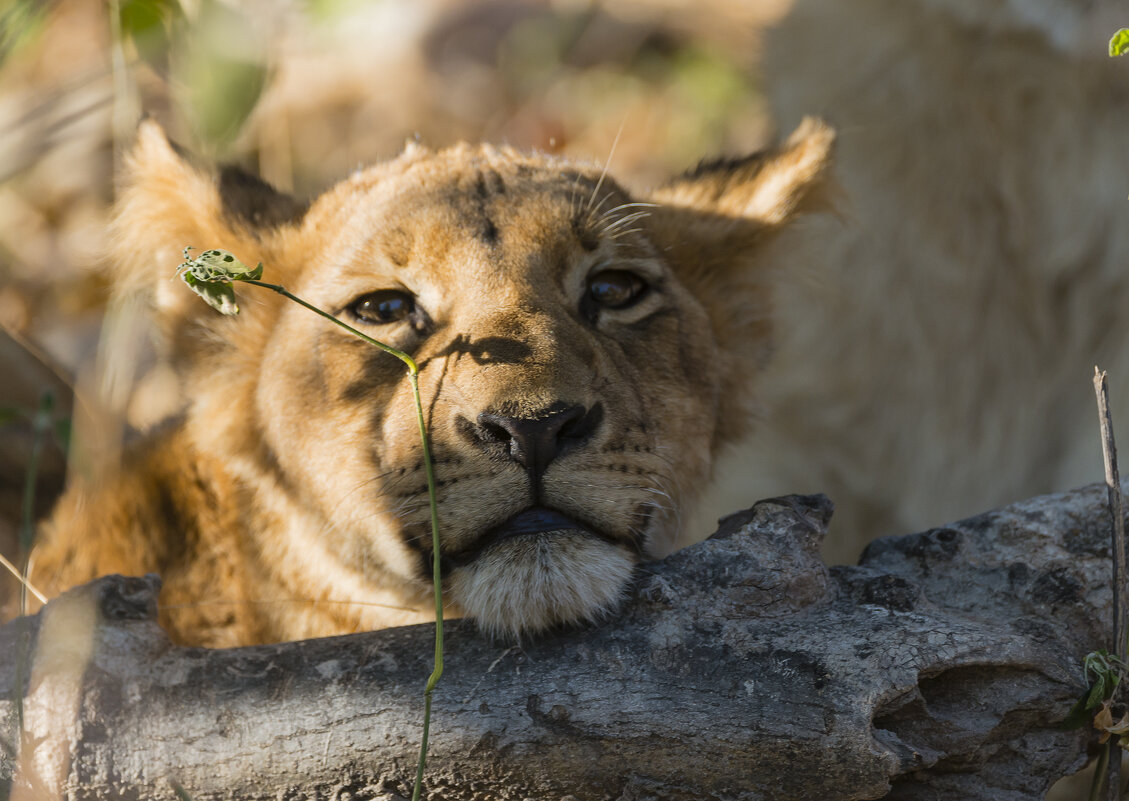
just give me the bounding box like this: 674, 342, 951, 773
26, 119, 833, 647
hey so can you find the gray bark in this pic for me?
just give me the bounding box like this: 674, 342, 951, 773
0, 486, 1112, 800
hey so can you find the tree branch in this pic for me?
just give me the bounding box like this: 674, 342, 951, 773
1, 486, 1113, 800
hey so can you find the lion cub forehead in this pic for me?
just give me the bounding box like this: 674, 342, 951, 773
397, 141, 600, 180
309, 142, 640, 270
331, 141, 613, 206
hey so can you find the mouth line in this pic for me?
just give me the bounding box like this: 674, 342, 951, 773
440, 505, 624, 571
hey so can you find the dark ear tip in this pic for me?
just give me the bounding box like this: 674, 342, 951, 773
675, 118, 835, 186
217, 166, 309, 229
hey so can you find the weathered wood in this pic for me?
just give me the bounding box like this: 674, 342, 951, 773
0, 486, 1112, 800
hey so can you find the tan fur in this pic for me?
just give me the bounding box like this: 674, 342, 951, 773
691, 0, 1129, 563
26, 120, 832, 646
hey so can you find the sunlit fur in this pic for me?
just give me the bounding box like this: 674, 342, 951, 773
23, 120, 833, 647
449, 533, 636, 640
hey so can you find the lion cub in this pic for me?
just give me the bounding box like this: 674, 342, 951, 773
27, 120, 833, 647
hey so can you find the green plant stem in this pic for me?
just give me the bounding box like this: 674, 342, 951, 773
410, 368, 444, 801
14, 391, 52, 734
243, 280, 418, 368
19, 392, 52, 616
242, 279, 444, 799
19, 394, 51, 555
1091, 739, 1112, 801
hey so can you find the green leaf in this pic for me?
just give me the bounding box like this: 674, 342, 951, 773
177, 247, 266, 315
1111, 29, 1129, 57
1084, 649, 1113, 677
1064, 691, 1095, 729
180, 247, 263, 281
1063, 649, 1126, 730
181, 271, 240, 315
1088, 672, 1112, 709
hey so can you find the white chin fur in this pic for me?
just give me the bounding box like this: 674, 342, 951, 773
448, 532, 636, 640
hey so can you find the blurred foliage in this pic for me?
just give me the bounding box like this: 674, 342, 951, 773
119, 0, 267, 154
0, 0, 51, 67
301, 0, 363, 23
118, 0, 182, 75
493, 6, 757, 167
171, 0, 267, 153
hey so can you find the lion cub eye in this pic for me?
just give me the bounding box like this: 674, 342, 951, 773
347, 290, 415, 325
586, 270, 647, 311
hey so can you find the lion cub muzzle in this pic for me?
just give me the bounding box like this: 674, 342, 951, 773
471, 401, 604, 479
444, 400, 642, 638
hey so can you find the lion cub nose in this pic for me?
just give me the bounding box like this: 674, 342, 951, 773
475, 403, 602, 476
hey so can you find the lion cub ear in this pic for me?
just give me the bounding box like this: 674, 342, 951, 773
111, 120, 307, 360
645, 118, 834, 437
646, 116, 834, 317
647, 117, 835, 266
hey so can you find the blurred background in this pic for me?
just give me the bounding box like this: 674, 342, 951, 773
3, 3, 1128, 794
0, 0, 792, 581
4, 0, 1129, 592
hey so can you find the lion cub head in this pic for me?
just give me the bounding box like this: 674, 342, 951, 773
110, 120, 832, 640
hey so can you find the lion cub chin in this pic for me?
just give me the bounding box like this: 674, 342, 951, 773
26, 120, 833, 647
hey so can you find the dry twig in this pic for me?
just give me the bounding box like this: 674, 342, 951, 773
1093, 366, 1127, 800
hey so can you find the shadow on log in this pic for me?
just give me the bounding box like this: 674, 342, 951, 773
0, 486, 1111, 800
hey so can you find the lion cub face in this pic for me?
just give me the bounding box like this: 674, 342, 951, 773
113, 121, 832, 640
263, 150, 722, 637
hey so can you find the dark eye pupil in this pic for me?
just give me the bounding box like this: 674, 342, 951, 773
588, 270, 644, 309
351, 291, 414, 324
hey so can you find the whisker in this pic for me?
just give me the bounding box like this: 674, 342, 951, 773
388, 496, 426, 519
596, 205, 657, 233
598, 201, 659, 219
585, 118, 626, 213
568, 169, 585, 222
599, 210, 652, 236
326, 466, 405, 520
566, 481, 663, 493
585, 191, 617, 225
160, 598, 419, 613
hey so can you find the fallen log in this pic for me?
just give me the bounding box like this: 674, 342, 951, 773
0, 486, 1111, 800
